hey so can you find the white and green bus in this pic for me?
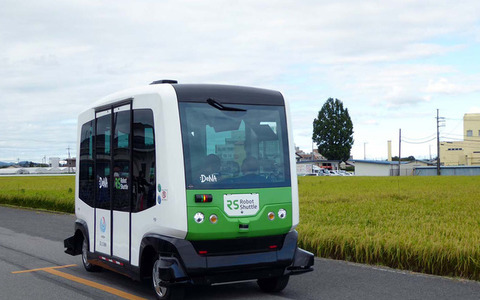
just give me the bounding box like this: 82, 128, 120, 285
64, 80, 314, 299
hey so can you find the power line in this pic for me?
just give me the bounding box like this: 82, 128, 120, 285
441, 133, 465, 137
402, 133, 436, 142
401, 137, 437, 144
444, 119, 462, 136
440, 136, 480, 143
441, 135, 480, 142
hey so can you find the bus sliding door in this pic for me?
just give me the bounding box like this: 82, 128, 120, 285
94, 103, 132, 261
95, 109, 112, 256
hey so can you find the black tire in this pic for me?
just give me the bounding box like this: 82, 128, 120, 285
257, 275, 290, 293
152, 255, 185, 300
81, 237, 101, 272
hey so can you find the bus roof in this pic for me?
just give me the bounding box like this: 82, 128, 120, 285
86, 83, 285, 113
172, 84, 284, 106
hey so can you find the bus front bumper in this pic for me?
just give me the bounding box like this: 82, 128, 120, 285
156, 231, 314, 286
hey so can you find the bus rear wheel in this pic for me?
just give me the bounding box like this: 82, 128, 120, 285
152, 256, 185, 300
257, 275, 290, 293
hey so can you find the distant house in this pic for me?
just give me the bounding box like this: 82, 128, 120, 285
295, 147, 324, 162
355, 159, 434, 176
296, 160, 342, 175
354, 160, 398, 176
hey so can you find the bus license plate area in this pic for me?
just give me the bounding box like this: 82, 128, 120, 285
224, 194, 259, 217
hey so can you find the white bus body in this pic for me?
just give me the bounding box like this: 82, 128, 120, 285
65, 81, 313, 300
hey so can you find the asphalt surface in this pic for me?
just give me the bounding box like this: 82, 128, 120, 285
1, 205, 480, 299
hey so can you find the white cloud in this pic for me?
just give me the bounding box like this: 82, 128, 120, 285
425, 78, 480, 94
468, 107, 480, 113
385, 95, 430, 108
362, 120, 379, 126
1, 0, 480, 161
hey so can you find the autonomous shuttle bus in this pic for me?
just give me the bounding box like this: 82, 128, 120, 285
64, 80, 314, 300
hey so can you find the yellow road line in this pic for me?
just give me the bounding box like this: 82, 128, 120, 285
13, 264, 148, 300
44, 269, 148, 300
11, 264, 78, 274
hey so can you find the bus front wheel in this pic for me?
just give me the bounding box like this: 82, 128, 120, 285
81, 237, 101, 272
152, 256, 185, 300
257, 275, 290, 293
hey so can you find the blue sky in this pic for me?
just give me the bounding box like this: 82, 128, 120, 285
1, 0, 479, 162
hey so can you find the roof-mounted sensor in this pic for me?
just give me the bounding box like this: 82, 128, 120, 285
150, 79, 178, 85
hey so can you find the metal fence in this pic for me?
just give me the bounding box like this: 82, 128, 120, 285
414, 166, 480, 176
390, 167, 415, 176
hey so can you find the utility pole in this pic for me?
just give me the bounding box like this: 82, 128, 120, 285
398, 129, 401, 176
311, 141, 314, 161
436, 109, 445, 176
364, 142, 367, 160
66, 146, 72, 173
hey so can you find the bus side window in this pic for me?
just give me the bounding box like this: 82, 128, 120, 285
96, 114, 111, 209
79, 121, 94, 206
113, 110, 130, 212
132, 109, 156, 212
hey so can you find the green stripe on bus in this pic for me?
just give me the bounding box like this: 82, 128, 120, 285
185, 187, 292, 240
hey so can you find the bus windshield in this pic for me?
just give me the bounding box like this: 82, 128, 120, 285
179, 102, 291, 189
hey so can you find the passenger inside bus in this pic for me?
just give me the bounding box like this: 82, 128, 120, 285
134, 170, 155, 211
236, 156, 268, 183
204, 154, 221, 176
196, 154, 222, 184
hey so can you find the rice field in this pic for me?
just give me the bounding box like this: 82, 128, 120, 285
296, 176, 480, 280
0, 174, 479, 280
0, 175, 75, 212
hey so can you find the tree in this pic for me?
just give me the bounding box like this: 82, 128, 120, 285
312, 98, 354, 162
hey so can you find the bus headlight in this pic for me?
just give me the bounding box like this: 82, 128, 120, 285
194, 212, 205, 224
278, 209, 286, 219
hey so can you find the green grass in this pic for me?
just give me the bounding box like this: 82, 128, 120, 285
1, 175, 480, 280
296, 176, 480, 280
0, 176, 75, 213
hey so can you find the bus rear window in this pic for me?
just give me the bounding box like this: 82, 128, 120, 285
179, 102, 290, 189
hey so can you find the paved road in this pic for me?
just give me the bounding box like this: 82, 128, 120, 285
1, 206, 480, 300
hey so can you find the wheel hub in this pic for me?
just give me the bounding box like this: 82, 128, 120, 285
152, 259, 168, 297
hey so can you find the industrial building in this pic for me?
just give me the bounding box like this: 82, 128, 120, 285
440, 113, 480, 166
